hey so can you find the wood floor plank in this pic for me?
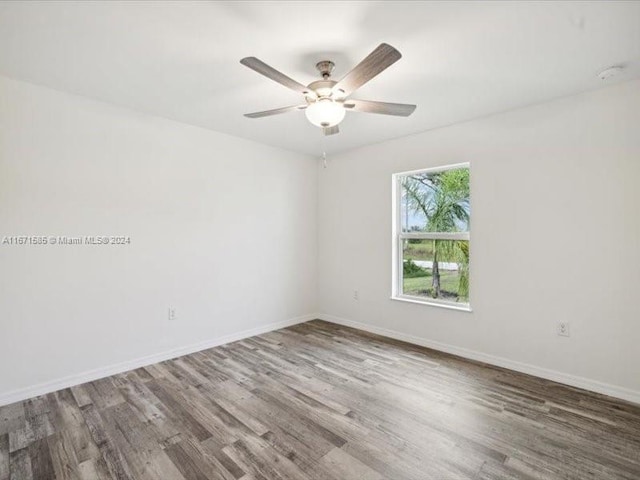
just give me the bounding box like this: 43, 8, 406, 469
8, 448, 32, 480
0, 405, 24, 438
8, 427, 33, 455
46, 431, 81, 480
222, 436, 309, 480
80, 404, 134, 480
100, 403, 165, 480
1, 320, 639, 479
114, 375, 165, 424
145, 381, 212, 443
86, 380, 124, 411
77, 458, 111, 480
199, 435, 246, 480
318, 447, 384, 480
0, 434, 9, 480
69, 386, 93, 410
27, 439, 55, 480
64, 422, 100, 466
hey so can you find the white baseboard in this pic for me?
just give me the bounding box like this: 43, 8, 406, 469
317, 313, 640, 405
0, 313, 317, 407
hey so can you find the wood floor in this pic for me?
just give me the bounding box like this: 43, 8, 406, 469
1, 320, 639, 480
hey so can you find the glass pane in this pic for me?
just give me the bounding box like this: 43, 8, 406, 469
402, 239, 469, 304
400, 167, 470, 233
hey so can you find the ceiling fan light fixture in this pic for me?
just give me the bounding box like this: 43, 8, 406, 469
305, 98, 345, 128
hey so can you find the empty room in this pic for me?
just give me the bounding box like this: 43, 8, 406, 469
1, 1, 639, 479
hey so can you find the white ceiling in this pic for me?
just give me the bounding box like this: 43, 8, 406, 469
1, 1, 639, 156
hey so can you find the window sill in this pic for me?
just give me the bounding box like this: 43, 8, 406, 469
390, 295, 473, 312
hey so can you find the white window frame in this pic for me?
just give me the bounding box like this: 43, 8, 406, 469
391, 162, 471, 312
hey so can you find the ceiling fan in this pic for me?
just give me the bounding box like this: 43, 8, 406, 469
240, 43, 416, 136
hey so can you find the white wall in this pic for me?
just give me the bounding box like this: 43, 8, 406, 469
0, 75, 317, 402
318, 80, 640, 400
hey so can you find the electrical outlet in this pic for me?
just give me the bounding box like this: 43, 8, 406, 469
353, 290, 359, 301
557, 321, 570, 337
168, 307, 177, 322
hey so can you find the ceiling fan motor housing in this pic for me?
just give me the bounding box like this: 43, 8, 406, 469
306, 80, 338, 100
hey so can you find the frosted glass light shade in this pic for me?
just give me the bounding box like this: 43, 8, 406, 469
305, 99, 345, 127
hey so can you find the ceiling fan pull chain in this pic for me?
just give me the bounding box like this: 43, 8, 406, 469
320, 133, 328, 169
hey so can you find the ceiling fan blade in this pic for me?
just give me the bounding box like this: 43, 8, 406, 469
244, 104, 307, 119
333, 43, 402, 97
240, 57, 312, 96
323, 125, 340, 136
343, 99, 416, 117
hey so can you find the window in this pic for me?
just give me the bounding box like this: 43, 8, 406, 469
392, 163, 470, 310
